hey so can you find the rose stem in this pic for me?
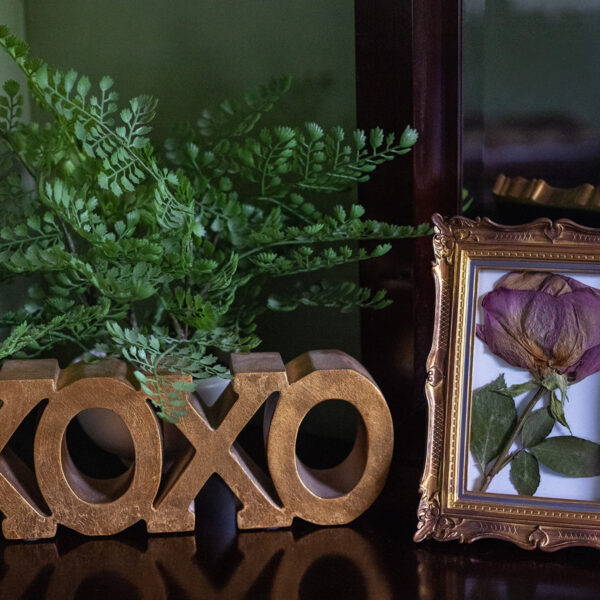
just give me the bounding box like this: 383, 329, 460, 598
479, 385, 546, 493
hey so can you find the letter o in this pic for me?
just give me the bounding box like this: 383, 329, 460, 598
265, 363, 393, 525
34, 377, 162, 535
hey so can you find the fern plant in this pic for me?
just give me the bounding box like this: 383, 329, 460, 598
0, 27, 429, 421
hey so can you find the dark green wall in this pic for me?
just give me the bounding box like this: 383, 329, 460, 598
24, 0, 356, 136
0, 0, 29, 117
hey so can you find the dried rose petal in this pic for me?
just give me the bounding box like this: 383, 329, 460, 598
477, 272, 600, 381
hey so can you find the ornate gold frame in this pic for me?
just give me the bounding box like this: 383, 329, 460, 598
415, 214, 600, 551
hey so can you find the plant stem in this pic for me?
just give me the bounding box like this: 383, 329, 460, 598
60, 221, 77, 255
0, 130, 37, 181
170, 314, 186, 339
129, 306, 138, 329
479, 385, 546, 493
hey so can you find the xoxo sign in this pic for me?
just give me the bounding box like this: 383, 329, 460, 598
0, 350, 393, 539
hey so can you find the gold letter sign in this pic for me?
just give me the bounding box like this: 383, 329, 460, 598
0, 350, 393, 539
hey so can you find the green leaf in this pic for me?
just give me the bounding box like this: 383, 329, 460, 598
486, 374, 510, 393
506, 380, 537, 397
34, 64, 48, 88
510, 451, 540, 496
132, 136, 149, 149
399, 125, 419, 147
353, 129, 366, 150
2, 79, 19, 97
139, 382, 155, 396
470, 375, 517, 471
110, 180, 122, 196
369, 127, 384, 150
541, 372, 568, 401
193, 222, 206, 239
99, 75, 114, 92
133, 370, 147, 383
97, 172, 109, 190
76, 75, 91, 98
531, 436, 600, 477
522, 407, 555, 448
170, 380, 196, 392
305, 122, 324, 141
549, 390, 571, 432
64, 69, 77, 94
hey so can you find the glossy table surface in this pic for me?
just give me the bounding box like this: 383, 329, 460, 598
3, 468, 600, 600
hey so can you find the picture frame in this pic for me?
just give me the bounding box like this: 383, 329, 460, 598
415, 214, 600, 551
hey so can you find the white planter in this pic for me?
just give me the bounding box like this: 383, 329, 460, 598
77, 375, 230, 462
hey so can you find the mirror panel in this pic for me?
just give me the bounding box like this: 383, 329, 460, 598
463, 0, 600, 220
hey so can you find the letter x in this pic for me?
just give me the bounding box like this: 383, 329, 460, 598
146, 353, 292, 532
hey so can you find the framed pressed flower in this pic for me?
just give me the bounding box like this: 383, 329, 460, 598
415, 214, 600, 551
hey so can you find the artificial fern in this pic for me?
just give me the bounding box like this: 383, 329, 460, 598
0, 27, 430, 421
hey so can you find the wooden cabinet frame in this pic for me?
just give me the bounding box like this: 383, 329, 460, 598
355, 0, 462, 421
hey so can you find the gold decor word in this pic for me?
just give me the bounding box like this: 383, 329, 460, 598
0, 350, 393, 539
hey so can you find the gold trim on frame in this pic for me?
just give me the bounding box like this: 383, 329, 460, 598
415, 214, 600, 551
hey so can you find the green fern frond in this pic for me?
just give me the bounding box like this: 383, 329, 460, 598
268, 280, 391, 313
0, 80, 23, 132
106, 321, 231, 421
0, 299, 111, 359
249, 243, 391, 277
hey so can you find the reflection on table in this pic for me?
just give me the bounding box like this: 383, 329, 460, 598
4, 468, 600, 599
0, 526, 392, 600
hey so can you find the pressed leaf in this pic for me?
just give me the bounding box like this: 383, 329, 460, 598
549, 391, 571, 431
541, 372, 568, 401
506, 380, 537, 397
531, 436, 600, 477
487, 374, 509, 393
522, 406, 555, 448
510, 451, 540, 496
470, 375, 517, 471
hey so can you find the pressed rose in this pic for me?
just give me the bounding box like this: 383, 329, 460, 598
477, 272, 600, 382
